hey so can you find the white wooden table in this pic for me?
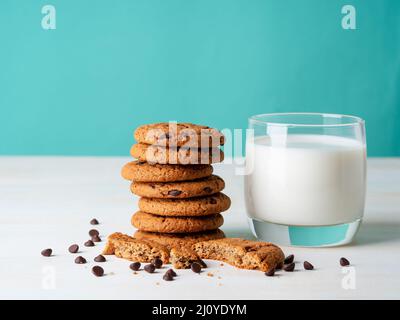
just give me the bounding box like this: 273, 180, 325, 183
0, 157, 399, 300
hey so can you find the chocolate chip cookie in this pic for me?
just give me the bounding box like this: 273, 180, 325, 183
103, 232, 170, 264
134, 122, 225, 147
131, 211, 224, 233
170, 247, 206, 269
121, 161, 213, 182
138, 192, 231, 216
133, 229, 225, 250
130, 175, 225, 199
130, 143, 224, 165
193, 238, 285, 272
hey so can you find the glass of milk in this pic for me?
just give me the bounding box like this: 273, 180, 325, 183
245, 113, 366, 247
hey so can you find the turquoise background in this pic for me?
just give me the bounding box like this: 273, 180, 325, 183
0, 0, 399, 156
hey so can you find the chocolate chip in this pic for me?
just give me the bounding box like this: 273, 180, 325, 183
160, 132, 170, 140
199, 260, 207, 268
340, 257, 350, 266
166, 269, 177, 277
89, 229, 99, 237
304, 261, 314, 270
41, 248, 52, 257
144, 264, 156, 273
91, 235, 101, 242
191, 262, 202, 274
90, 218, 99, 225
265, 268, 275, 277
84, 240, 95, 247
130, 262, 141, 271
284, 254, 294, 264
168, 190, 182, 197
75, 256, 87, 264
92, 266, 104, 277
94, 255, 106, 262
209, 198, 217, 204
283, 263, 295, 272
151, 258, 163, 269
68, 244, 79, 253
163, 273, 174, 281
203, 187, 213, 193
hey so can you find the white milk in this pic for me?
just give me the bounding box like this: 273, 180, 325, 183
245, 134, 366, 226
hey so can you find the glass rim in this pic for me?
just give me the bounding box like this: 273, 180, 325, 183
249, 112, 365, 128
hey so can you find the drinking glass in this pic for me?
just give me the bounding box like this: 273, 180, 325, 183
245, 113, 366, 247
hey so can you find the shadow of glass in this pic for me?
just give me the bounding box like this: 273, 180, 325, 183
224, 221, 400, 247
351, 221, 400, 246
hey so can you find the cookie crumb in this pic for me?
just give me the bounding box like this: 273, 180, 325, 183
156, 282, 160, 286
207, 272, 214, 277
217, 276, 222, 279
220, 263, 224, 267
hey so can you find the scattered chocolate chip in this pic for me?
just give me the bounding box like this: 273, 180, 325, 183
166, 269, 177, 277
68, 244, 79, 254
203, 187, 213, 193
130, 262, 141, 271
41, 248, 52, 257
304, 261, 314, 270
168, 190, 182, 197
94, 255, 106, 262
191, 262, 202, 274
144, 264, 156, 273
91, 235, 101, 242
340, 257, 350, 266
90, 218, 99, 225
265, 268, 275, 277
283, 263, 295, 272
152, 258, 163, 269
92, 266, 104, 277
89, 229, 99, 237
209, 198, 217, 204
75, 256, 87, 264
199, 260, 207, 268
284, 254, 294, 264
163, 272, 174, 281
84, 240, 95, 247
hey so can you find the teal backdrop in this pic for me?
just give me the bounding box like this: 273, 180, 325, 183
0, 0, 399, 156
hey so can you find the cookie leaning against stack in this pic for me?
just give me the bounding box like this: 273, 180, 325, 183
121, 123, 230, 264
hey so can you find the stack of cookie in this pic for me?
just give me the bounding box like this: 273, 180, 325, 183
121, 123, 230, 250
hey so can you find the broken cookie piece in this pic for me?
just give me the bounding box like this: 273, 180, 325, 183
133, 229, 225, 251
192, 238, 284, 272
170, 246, 206, 269
103, 232, 169, 264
